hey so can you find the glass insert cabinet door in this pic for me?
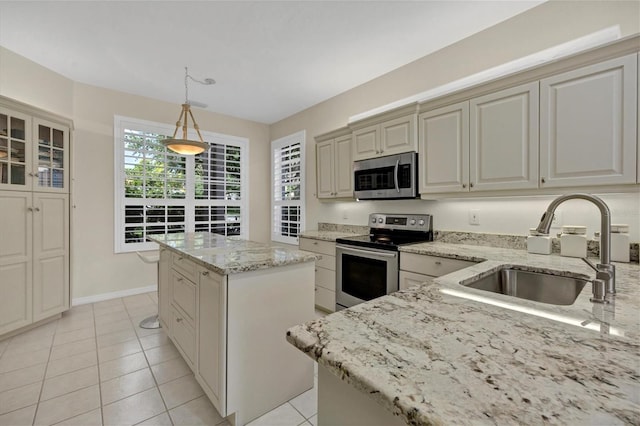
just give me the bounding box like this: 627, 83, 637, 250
34, 118, 69, 192
0, 108, 30, 189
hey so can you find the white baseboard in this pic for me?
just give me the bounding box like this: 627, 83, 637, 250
72, 284, 157, 306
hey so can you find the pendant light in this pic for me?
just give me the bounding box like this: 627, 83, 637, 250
162, 67, 215, 155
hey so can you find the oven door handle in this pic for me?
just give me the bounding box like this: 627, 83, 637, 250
338, 246, 397, 258
394, 159, 400, 193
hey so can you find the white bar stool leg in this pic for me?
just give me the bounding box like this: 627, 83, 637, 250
136, 251, 161, 329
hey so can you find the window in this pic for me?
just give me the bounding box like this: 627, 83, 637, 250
271, 131, 305, 244
114, 116, 248, 253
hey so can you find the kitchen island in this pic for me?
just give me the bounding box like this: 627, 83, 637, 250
149, 232, 317, 426
287, 242, 640, 425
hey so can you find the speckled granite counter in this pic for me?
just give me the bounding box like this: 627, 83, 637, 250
299, 230, 364, 241
149, 232, 317, 275
287, 242, 640, 425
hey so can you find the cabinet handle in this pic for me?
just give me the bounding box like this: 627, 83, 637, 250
462, 184, 466, 189
313, 241, 318, 245
435, 261, 442, 265
541, 177, 546, 184
177, 278, 183, 282
177, 256, 183, 261
27, 207, 34, 212
34, 207, 40, 212
202, 271, 209, 276
29, 172, 36, 177
176, 317, 183, 323
469, 182, 474, 188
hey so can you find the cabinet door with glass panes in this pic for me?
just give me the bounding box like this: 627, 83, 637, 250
33, 118, 69, 193
0, 107, 31, 190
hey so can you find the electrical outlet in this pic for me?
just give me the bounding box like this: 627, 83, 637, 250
468, 209, 480, 225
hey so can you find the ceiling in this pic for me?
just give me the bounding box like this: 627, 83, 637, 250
0, 1, 544, 124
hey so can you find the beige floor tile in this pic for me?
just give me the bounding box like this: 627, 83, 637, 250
126, 305, 158, 318
0, 382, 42, 415
93, 298, 124, 310
45, 350, 97, 379
150, 357, 191, 385
3, 336, 53, 357
99, 352, 148, 382
97, 329, 138, 348
94, 310, 130, 327
100, 368, 155, 405
56, 312, 94, 332
245, 402, 306, 426
144, 343, 179, 366
0, 403, 37, 426
0, 339, 9, 357
53, 408, 102, 425
288, 387, 317, 419
123, 294, 155, 309
0, 363, 46, 393
158, 374, 204, 409
66, 303, 93, 313
98, 339, 142, 363
41, 365, 99, 401
134, 323, 163, 339
49, 337, 96, 361
308, 414, 317, 426
147, 293, 158, 304
93, 304, 127, 319
96, 319, 135, 337
53, 326, 96, 347
0, 347, 50, 374
134, 411, 172, 426
10, 322, 57, 344
168, 395, 224, 426
139, 332, 170, 351
34, 384, 101, 426
102, 387, 165, 426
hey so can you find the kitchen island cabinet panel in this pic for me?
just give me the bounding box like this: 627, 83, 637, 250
540, 53, 638, 187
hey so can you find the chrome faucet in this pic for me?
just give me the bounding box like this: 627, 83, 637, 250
535, 193, 615, 303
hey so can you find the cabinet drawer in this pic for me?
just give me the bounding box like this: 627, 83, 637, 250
316, 253, 335, 271
171, 271, 196, 324
171, 252, 198, 282
315, 266, 336, 292
315, 285, 335, 312
171, 308, 196, 369
299, 238, 335, 257
399, 270, 433, 291
400, 253, 475, 277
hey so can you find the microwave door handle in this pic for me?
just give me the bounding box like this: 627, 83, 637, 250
394, 159, 400, 193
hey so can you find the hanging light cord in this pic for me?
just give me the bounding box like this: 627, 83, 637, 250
184, 67, 215, 104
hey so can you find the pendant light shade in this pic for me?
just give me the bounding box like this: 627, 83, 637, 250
162, 103, 208, 155
162, 67, 215, 156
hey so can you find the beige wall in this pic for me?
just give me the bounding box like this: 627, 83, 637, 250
0, 47, 270, 300
269, 0, 640, 238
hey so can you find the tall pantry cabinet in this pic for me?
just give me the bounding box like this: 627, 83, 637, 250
0, 99, 71, 336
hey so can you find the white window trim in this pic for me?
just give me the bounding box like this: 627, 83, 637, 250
271, 130, 305, 245
114, 115, 249, 253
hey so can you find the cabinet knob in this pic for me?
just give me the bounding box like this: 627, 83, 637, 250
177, 278, 183, 282
313, 241, 318, 245
541, 177, 546, 184
469, 182, 474, 188
177, 256, 183, 261
29, 172, 36, 177
27, 207, 34, 212
176, 317, 183, 323
202, 271, 209, 276
34, 207, 40, 212
462, 184, 466, 189
435, 261, 442, 265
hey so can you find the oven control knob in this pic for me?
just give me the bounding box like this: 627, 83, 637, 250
371, 217, 377, 224
377, 218, 384, 224
410, 219, 416, 225
418, 219, 425, 226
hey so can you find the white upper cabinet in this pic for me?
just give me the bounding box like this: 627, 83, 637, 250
316, 131, 353, 199
470, 82, 539, 191
418, 101, 469, 193
0, 107, 70, 193
540, 54, 638, 187
352, 111, 417, 161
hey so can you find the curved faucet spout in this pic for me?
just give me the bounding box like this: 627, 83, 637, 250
535, 193, 615, 297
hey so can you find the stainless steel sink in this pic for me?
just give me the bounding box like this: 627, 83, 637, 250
462, 268, 588, 305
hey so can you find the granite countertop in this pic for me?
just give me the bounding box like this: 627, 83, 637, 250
299, 230, 367, 242
287, 242, 640, 425
149, 232, 318, 275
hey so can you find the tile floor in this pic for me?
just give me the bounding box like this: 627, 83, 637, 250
0, 292, 321, 426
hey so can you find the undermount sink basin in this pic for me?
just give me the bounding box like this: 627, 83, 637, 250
462, 268, 588, 306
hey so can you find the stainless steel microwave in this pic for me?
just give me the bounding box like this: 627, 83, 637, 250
353, 152, 418, 200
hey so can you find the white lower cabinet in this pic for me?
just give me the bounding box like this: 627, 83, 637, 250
399, 252, 475, 290
0, 190, 69, 336
158, 249, 314, 426
299, 237, 336, 312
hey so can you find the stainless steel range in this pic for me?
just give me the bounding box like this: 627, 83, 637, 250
335, 213, 433, 310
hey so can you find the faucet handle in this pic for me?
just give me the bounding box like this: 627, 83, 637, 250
590, 279, 608, 304
581, 257, 598, 272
